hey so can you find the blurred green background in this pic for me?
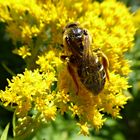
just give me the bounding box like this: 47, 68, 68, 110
0, 0, 140, 139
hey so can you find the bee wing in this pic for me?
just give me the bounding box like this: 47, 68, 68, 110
83, 32, 93, 62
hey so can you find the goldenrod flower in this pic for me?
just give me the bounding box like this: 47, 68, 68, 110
77, 122, 89, 136
0, 69, 57, 117
69, 103, 82, 117
57, 90, 70, 104
13, 45, 31, 59
36, 50, 62, 73
0, 0, 136, 137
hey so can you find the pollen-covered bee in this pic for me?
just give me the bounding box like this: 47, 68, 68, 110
61, 23, 109, 95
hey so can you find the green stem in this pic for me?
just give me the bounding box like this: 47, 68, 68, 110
13, 111, 16, 137
1, 62, 16, 76
26, 39, 42, 70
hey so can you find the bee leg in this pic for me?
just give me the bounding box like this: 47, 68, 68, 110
61, 55, 79, 94
96, 51, 110, 81
67, 64, 79, 95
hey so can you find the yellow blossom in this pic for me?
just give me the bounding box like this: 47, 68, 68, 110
36, 50, 63, 73
43, 105, 57, 121
6, 22, 22, 44
92, 112, 106, 130
57, 90, 70, 104
0, 69, 57, 118
69, 103, 82, 117
13, 45, 31, 59
0, 0, 136, 137
77, 122, 89, 136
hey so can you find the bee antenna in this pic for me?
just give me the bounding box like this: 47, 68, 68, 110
65, 23, 78, 29
63, 23, 79, 34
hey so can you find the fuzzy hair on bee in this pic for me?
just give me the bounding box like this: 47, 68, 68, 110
61, 23, 109, 95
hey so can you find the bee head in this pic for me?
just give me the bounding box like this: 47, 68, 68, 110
63, 23, 88, 54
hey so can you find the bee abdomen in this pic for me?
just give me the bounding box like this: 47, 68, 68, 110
77, 60, 106, 95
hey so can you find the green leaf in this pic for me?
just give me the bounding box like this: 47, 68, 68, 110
12, 111, 16, 137
0, 123, 10, 140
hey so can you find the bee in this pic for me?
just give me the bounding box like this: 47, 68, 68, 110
61, 23, 109, 95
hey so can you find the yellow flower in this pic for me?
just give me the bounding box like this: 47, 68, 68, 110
0, 69, 57, 118
13, 45, 31, 59
36, 50, 62, 73
0, 0, 136, 136
21, 24, 39, 40
77, 122, 89, 136
57, 90, 70, 104
69, 103, 82, 117
92, 111, 106, 130
6, 22, 22, 44
43, 105, 57, 121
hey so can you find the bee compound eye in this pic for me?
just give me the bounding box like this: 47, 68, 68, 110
65, 36, 69, 41
83, 30, 88, 35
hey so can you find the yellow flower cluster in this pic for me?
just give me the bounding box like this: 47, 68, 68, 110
13, 45, 31, 59
36, 50, 62, 73
0, 69, 57, 117
0, 0, 136, 136
0, 69, 57, 136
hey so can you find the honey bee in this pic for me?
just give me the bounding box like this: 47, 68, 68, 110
61, 23, 109, 95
